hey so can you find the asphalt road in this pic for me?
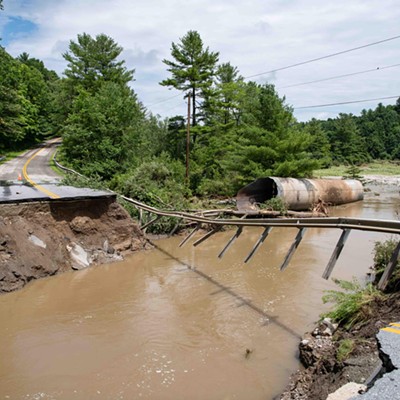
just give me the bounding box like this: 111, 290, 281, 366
352, 322, 400, 400
0, 139, 113, 203
0, 138, 61, 182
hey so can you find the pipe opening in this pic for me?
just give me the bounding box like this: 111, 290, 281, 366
236, 178, 278, 211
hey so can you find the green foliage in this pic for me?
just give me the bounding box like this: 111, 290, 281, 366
342, 165, 364, 181
260, 197, 288, 214
113, 156, 189, 205
0, 48, 58, 152
303, 119, 332, 167
372, 239, 399, 291
188, 81, 319, 196
61, 82, 142, 179
322, 278, 382, 329
61, 172, 108, 191
303, 99, 400, 167
160, 30, 219, 129
112, 155, 191, 233
63, 33, 133, 93
336, 339, 355, 362
323, 113, 370, 165
373, 239, 398, 271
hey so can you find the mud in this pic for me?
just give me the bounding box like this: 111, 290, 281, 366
0, 198, 151, 293
280, 292, 400, 400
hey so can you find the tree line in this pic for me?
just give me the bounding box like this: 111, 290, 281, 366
1, 27, 399, 205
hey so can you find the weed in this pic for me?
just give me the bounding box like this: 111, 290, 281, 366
260, 197, 288, 214
373, 238, 400, 292
322, 278, 382, 329
336, 338, 355, 362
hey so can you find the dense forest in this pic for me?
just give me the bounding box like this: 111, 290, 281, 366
1, 26, 400, 206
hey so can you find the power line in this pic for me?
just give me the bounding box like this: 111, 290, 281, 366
147, 92, 181, 107
244, 34, 400, 79
294, 95, 399, 110
279, 63, 400, 89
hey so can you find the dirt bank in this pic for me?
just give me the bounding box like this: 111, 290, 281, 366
0, 198, 151, 293
280, 292, 400, 400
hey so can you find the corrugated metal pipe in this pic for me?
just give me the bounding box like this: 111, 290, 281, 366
236, 177, 364, 211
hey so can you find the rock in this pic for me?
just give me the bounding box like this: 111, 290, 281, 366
67, 242, 90, 270
322, 327, 334, 337
131, 238, 146, 251
299, 332, 335, 369
28, 234, 47, 249
323, 317, 339, 334
326, 382, 367, 399
103, 239, 115, 254
114, 238, 132, 252
69, 216, 97, 234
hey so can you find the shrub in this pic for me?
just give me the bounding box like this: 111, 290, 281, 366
322, 278, 382, 329
342, 164, 364, 182
373, 238, 399, 292
260, 197, 288, 214
113, 156, 190, 234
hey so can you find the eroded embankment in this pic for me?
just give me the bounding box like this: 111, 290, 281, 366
280, 292, 400, 400
0, 198, 151, 293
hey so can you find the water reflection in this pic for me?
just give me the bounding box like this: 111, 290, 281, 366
152, 242, 301, 340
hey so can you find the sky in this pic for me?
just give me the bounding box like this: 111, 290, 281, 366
1, 0, 399, 122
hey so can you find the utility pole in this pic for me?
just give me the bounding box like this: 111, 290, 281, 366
186, 92, 191, 184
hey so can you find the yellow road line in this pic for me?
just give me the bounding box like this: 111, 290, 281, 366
381, 327, 400, 335
22, 147, 60, 199
390, 323, 400, 328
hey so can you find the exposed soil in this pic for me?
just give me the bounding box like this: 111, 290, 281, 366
0, 197, 151, 293
280, 292, 400, 400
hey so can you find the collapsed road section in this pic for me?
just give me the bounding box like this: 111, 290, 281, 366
0, 197, 151, 293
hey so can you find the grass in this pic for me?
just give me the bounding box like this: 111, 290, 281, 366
49, 151, 66, 178
0, 148, 31, 165
314, 160, 400, 177
336, 338, 355, 362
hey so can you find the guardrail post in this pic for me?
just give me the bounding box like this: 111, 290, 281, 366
378, 239, 400, 290
244, 227, 272, 263
179, 223, 201, 247
322, 228, 351, 280
193, 225, 222, 247
218, 227, 243, 259
280, 227, 307, 271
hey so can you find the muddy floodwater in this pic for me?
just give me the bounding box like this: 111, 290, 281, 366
0, 188, 399, 399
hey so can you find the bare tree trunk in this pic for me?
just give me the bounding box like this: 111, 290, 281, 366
192, 87, 197, 143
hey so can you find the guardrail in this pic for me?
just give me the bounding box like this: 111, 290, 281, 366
53, 150, 86, 178
119, 195, 400, 291
52, 156, 400, 291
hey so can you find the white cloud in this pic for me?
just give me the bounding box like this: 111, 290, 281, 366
2, 0, 400, 121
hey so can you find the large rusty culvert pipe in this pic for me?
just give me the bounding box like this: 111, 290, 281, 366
236, 177, 364, 211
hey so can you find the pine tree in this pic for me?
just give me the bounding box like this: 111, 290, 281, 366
160, 30, 219, 131
63, 33, 134, 93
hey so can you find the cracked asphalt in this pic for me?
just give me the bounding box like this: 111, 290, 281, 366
352, 322, 400, 400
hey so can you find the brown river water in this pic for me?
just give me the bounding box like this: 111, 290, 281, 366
0, 188, 399, 400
